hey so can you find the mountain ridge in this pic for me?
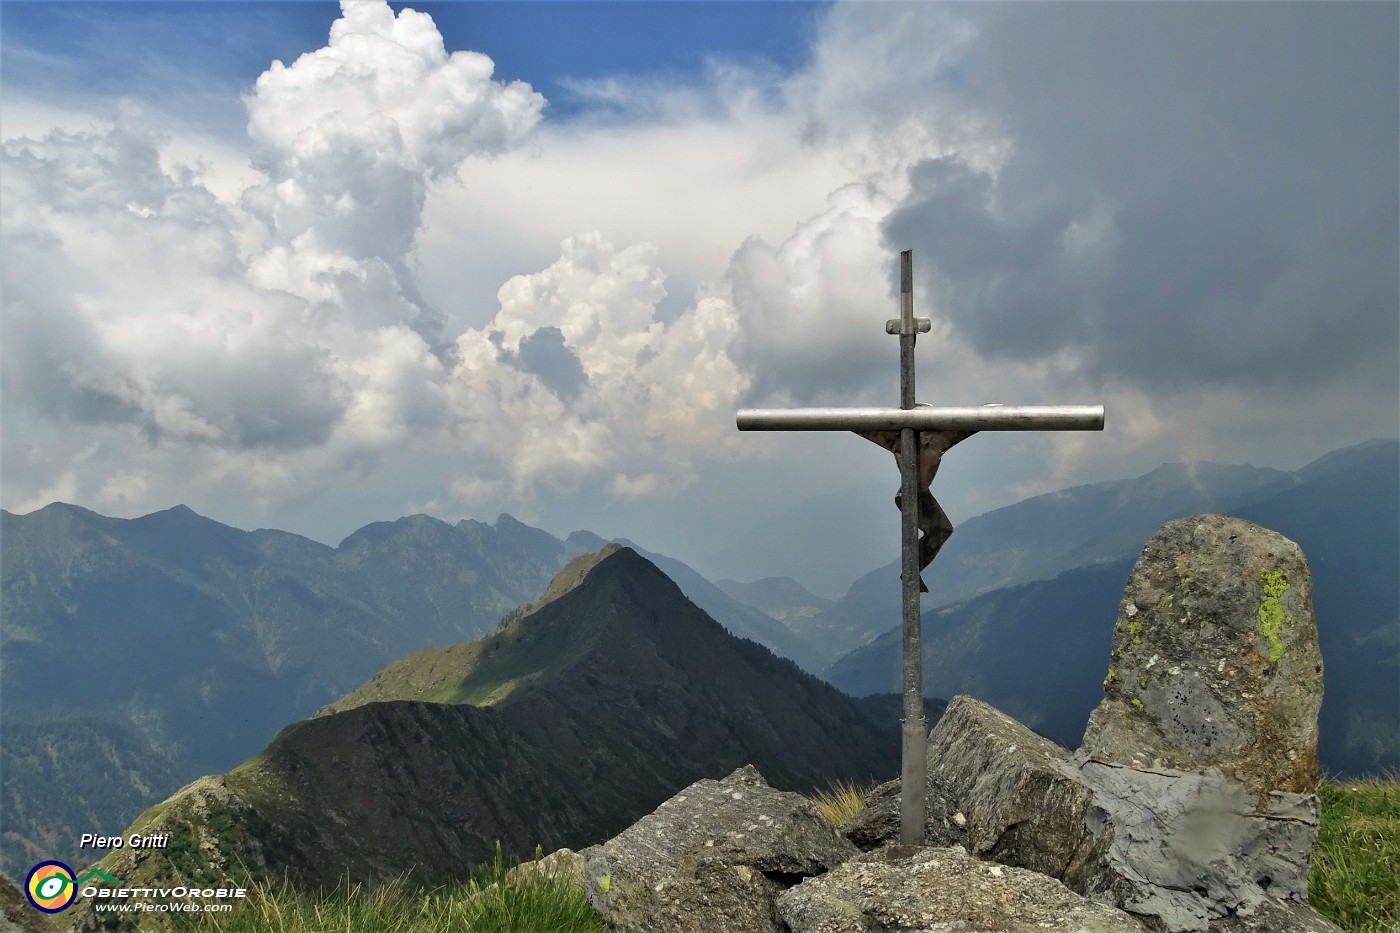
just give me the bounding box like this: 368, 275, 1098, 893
1, 508, 814, 878
85, 545, 895, 893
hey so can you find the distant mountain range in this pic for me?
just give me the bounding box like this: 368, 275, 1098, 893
0, 508, 816, 878
824, 438, 1399, 777
82, 546, 894, 893
796, 459, 1303, 658
3, 437, 1394, 881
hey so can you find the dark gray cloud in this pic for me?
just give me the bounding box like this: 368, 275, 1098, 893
508, 325, 589, 402
885, 2, 1398, 397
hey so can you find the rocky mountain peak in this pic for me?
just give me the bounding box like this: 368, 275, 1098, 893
527, 542, 627, 613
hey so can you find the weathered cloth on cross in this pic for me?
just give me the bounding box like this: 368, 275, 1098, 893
855, 405, 975, 592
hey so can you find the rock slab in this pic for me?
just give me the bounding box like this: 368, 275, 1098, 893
777, 844, 1148, 933
581, 765, 856, 933
925, 695, 1337, 933
1081, 514, 1322, 801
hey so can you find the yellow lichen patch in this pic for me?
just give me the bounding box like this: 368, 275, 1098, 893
1258, 570, 1293, 662
1127, 618, 1144, 645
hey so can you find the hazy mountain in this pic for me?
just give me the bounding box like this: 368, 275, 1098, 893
88, 547, 895, 892
1226, 438, 1399, 777
0, 507, 813, 878
826, 561, 1134, 745
850, 694, 949, 732
0, 507, 561, 766
1, 717, 190, 877
715, 576, 835, 630
826, 439, 1399, 777
805, 445, 1377, 660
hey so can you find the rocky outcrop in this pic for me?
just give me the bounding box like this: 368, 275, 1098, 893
917, 694, 1330, 932
777, 845, 1148, 933
575, 516, 1338, 933
1082, 514, 1322, 800
582, 766, 855, 933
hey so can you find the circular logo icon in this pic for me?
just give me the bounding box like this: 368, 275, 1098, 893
25, 861, 77, 913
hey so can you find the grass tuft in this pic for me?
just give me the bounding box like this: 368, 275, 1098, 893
810, 780, 874, 825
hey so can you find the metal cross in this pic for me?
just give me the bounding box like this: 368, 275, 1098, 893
736, 250, 1105, 845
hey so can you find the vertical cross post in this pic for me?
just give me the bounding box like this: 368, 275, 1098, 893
735, 250, 1104, 848
895, 251, 927, 845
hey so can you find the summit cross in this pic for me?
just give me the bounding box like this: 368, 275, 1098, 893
736, 250, 1105, 845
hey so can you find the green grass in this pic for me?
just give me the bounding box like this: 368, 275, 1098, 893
1310, 774, 1400, 933
174, 845, 603, 933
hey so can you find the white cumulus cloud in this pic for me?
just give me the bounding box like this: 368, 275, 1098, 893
450, 232, 749, 500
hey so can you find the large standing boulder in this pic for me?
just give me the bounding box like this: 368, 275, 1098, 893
923, 695, 1337, 933
580, 765, 856, 933
777, 845, 1148, 933
1081, 514, 1322, 801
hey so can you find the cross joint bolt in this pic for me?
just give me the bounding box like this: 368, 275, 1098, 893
886, 318, 932, 335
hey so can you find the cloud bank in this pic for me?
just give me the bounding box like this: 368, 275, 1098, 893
2, 1, 752, 518
3, 0, 1394, 565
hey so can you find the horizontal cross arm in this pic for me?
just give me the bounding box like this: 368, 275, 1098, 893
736, 405, 1105, 432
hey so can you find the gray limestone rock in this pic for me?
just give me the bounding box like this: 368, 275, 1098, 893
1073, 760, 1327, 932
1081, 514, 1322, 801
925, 695, 1099, 882
776, 845, 1148, 933
925, 695, 1337, 933
581, 765, 856, 933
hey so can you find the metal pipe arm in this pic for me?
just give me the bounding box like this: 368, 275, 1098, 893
736, 405, 1105, 432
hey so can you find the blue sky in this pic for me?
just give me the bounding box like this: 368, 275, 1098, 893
2, 1, 1395, 596
2, 2, 826, 124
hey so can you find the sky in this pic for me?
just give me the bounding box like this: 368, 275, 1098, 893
2, 1, 1396, 598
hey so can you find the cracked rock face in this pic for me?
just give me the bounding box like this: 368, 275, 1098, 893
925, 695, 1337, 933
776, 845, 1149, 933
581, 765, 856, 933
1081, 514, 1322, 801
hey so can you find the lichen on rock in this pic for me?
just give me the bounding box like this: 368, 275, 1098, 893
1258, 569, 1293, 662
1081, 514, 1321, 799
